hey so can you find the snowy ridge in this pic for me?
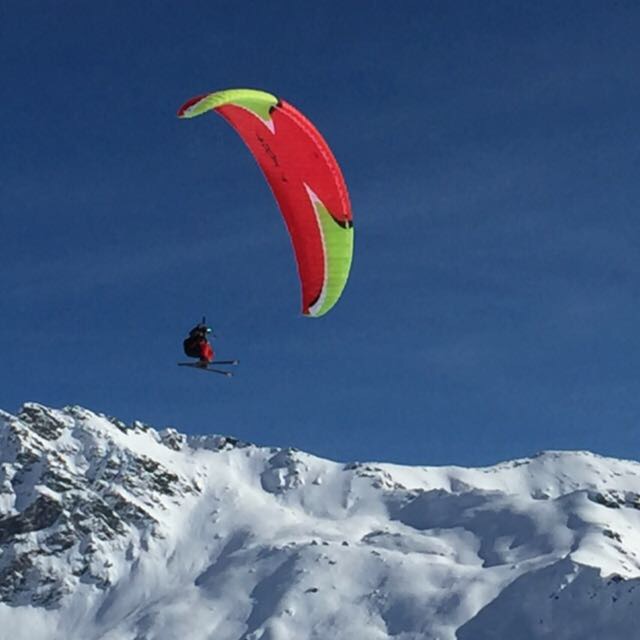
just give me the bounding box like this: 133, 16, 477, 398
1, 404, 640, 639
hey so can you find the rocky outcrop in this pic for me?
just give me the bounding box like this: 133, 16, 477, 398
0, 403, 200, 608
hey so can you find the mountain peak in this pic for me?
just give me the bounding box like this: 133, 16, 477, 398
1, 403, 640, 639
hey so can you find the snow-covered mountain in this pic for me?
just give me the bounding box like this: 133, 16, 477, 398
1, 403, 640, 640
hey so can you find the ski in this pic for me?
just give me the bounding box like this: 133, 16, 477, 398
201, 367, 233, 377
177, 360, 238, 366
177, 363, 233, 377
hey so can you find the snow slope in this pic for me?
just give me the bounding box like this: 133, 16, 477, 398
1, 403, 640, 640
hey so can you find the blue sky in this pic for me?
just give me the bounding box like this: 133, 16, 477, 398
2, 1, 639, 466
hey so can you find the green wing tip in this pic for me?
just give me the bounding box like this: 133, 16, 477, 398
178, 89, 280, 122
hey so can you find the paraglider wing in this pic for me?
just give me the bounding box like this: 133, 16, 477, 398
178, 89, 354, 317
